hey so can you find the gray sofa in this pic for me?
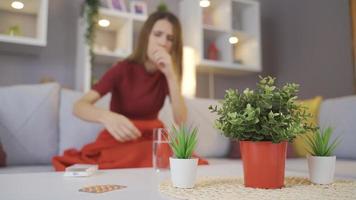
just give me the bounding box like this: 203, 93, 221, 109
0, 83, 355, 178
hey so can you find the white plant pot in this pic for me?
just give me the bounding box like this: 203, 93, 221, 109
169, 157, 198, 188
307, 155, 336, 184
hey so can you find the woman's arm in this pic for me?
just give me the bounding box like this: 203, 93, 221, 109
151, 48, 187, 125
166, 73, 187, 125
73, 90, 109, 123
73, 90, 141, 142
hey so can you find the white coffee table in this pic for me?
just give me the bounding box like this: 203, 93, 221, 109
0, 163, 321, 200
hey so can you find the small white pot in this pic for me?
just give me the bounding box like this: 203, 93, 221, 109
169, 157, 198, 188
307, 155, 336, 184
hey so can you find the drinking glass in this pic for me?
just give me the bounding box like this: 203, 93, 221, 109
152, 128, 172, 172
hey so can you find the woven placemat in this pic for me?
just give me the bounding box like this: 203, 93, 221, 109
159, 176, 356, 200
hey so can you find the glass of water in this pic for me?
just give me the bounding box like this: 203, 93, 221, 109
152, 128, 172, 172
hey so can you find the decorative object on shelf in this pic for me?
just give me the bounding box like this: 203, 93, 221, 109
40, 76, 55, 84
130, 1, 147, 16
157, 0, 168, 12
82, 0, 100, 62
207, 42, 219, 60
305, 127, 341, 184
168, 125, 199, 189
209, 76, 315, 189
5, 25, 22, 36
109, 0, 127, 12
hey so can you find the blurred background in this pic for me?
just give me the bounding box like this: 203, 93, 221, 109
0, 0, 354, 100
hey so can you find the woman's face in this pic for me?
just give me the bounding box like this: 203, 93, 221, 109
147, 19, 174, 62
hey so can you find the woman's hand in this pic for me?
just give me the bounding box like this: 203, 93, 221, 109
101, 112, 142, 142
152, 47, 175, 79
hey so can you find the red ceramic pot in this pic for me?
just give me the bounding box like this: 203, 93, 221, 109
240, 141, 288, 189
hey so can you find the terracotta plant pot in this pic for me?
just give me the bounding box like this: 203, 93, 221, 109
240, 141, 288, 189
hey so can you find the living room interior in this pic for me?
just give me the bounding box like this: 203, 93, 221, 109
0, 0, 355, 199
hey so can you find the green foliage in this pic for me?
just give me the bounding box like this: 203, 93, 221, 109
82, 0, 100, 61
304, 127, 341, 156
168, 125, 198, 159
157, 1, 169, 12
209, 76, 315, 143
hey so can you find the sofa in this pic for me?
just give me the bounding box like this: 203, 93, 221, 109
0, 83, 355, 179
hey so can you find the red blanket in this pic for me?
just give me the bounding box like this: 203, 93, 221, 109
52, 120, 208, 171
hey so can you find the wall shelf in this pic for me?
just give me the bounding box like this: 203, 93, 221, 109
179, 0, 261, 74
0, 0, 48, 53
76, 7, 147, 91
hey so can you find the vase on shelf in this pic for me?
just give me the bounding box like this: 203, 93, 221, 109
207, 42, 219, 61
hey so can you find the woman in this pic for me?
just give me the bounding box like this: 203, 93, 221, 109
52, 11, 206, 171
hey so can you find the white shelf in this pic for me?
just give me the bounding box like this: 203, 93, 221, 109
180, 0, 261, 74
199, 59, 260, 74
0, 35, 45, 46
76, 6, 147, 91
93, 49, 129, 65
203, 24, 229, 33
0, 0, 48, 52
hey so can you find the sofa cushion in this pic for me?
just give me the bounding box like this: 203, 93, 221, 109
159, 97, 230, 158
293, 96, 323, 157
59, 89, 110, 154
318, 96, 356, 159
0, 83, 60, 165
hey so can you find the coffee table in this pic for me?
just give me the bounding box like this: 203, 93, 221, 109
0, 163, 330, 200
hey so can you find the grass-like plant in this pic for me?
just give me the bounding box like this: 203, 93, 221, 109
168, 125, 198, 159
304, 127, 341, 156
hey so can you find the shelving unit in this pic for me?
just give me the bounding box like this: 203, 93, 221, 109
76, 7, 147, 91
179, 0, 261, 74
0, 0, 48, 53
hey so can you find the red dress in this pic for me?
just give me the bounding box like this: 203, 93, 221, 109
52, 60, 207, 171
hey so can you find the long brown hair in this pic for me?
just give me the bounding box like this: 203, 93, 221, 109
127, 11, 183, 82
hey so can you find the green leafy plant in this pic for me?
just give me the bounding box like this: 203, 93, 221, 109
209, 76, 315, 143
168, 125, 198, 159
304, 127, 341, 156
81, 0, 100, 61
157, 1, 169, 12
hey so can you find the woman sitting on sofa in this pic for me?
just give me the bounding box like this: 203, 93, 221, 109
52, 11, 207, 171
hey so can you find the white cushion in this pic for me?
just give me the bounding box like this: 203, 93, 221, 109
58, 89, 110, 154
318, 96, 356, 159
159, 97, 230, 158
0, 83, 60, 165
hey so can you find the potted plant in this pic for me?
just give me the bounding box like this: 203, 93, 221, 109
304, 127, 340, 184
209, 76, 314, 189
168, 125, 199, 189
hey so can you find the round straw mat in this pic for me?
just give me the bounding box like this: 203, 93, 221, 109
159, 176, 356, 200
